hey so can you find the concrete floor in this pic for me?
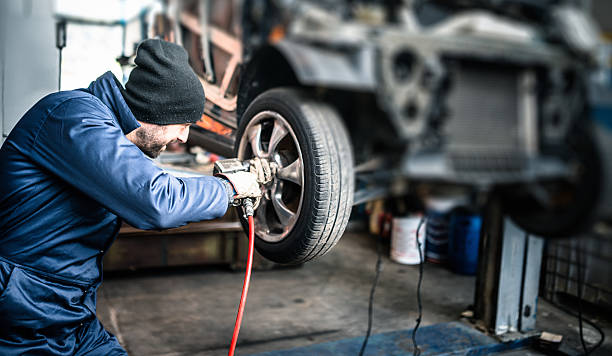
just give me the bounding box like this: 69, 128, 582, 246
97, 228, 612, 356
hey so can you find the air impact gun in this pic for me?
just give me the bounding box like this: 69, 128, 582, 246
213, 158, 256, 216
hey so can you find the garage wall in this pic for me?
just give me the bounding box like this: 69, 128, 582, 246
0, 0, 58, 145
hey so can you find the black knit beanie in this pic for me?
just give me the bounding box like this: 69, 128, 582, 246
122, 39, 205, 125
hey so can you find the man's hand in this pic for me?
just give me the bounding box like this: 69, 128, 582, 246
216, 171, 262, 208
214, 157, 275, 210
249, 157, 274, 185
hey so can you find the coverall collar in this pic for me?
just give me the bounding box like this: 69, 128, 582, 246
86, 71, 141, 134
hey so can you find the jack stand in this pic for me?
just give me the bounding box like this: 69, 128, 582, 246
474, 196, 545, 340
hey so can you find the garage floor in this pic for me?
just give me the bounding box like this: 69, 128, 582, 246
97, 226, 612, 356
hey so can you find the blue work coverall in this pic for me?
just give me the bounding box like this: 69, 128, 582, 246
0, 72, 229, 355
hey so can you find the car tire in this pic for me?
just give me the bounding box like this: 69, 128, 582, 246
504, 123, 602, 238
235, 88, 354, 264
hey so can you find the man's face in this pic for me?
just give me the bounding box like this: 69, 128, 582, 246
127, 122, 190, 158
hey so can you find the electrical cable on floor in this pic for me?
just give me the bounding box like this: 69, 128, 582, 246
227, 213, 255, 356
576, 243, 589, 356
358, 234, 383, 356
411, 217, 426, 356
572, 239, 605, 356
550, 301, 605, 355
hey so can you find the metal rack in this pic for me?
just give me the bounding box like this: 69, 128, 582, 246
541, 227, 612, 314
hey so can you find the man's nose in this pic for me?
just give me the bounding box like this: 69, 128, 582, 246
178, 126, 190, 143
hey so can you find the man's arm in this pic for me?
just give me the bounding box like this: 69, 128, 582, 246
29, 98, 229, 230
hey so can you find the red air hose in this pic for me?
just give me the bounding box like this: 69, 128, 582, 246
228, 214, 255, 356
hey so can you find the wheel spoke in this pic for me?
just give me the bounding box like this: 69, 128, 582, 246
254, 198, 269, 230
276, 159, 302, 186
247, 124, 264, 157
267, 120, 288, 155
271, 190, 295, 226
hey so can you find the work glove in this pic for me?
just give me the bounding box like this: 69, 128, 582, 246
249, 157, 274, 185
216, 171, 262, 209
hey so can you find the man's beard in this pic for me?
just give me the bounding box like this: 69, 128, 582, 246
134, 125, 170, 158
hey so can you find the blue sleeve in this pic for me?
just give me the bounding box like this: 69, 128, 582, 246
29, 97, 229, 230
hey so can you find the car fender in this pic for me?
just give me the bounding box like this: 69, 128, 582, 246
237, 40, 377, 117
273, 39, 377, 91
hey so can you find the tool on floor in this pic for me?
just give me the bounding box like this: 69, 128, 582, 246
213, 159, 265, 356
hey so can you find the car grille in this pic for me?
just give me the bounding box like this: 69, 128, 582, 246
443, 61, 527, 172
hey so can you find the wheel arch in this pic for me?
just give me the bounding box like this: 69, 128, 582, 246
237, 39, 378, 116
237, 44, 300, 120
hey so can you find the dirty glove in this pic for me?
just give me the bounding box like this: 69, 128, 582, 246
216, 171, 262, 209
249, 157, 274, 185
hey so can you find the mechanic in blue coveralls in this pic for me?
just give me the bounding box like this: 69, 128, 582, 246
0, 39, 263, 355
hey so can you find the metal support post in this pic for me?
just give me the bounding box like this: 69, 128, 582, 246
474, 196, 544, 336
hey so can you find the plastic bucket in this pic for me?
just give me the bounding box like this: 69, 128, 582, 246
425, 210, 450, 264
448, 214, 482, 275
391, 215, 426, 265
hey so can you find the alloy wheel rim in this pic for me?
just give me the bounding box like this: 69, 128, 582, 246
238, 111, 305, 242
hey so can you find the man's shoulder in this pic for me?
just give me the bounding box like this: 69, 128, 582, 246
36, 89, 111, 117
21, 90, 119, 134
7, 90, 119, 147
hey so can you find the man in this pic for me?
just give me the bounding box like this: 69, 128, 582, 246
0, 39, 260, 355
